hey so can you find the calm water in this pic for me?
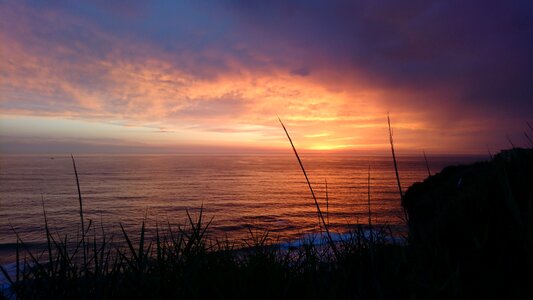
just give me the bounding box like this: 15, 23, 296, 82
0, 154, 483, 264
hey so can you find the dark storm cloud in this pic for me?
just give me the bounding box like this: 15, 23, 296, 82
221, 0, 532, 115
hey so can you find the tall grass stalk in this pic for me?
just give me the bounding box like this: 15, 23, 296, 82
506, 135, 516, 149
387, 113, 408, 223
16, 239, 20, 283
423, 150, 431, 177
524, 132, 533, 148
325, 179, 329, 227
71, 154, 87, 269
278, 117, 339, 259
41, 195, 53, 276
367, 164, 372, 228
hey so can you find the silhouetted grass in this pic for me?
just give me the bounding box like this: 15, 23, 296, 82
423, 150, 431, 177
1, 202, 405, 299
278, 116, 339, 259
387, 113, 408, 224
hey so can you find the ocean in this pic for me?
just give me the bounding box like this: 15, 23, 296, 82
0, 154, 483, 265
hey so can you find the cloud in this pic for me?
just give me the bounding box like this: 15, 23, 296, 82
1, 0, 532, 153
290, 66, 311, 77
221, 0, 532, 118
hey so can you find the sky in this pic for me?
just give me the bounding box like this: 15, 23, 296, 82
1, 0, 532, 154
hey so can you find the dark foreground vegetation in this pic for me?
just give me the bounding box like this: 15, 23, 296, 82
1, 145, 532, 299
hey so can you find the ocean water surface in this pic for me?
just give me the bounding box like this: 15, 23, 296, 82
0, 154, 483, 266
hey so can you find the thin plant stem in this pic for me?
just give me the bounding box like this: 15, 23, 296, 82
325, 179, 329, 227
423, 150, 431, 177
367, 164, 372, 228
71, 154, 87, 269
506, 135, 516, 149
524, 132, 533, 148
387, 113, 408, 223
278, 116, 339, 259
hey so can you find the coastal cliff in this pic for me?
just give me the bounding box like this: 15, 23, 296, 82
403, 148, 533, 296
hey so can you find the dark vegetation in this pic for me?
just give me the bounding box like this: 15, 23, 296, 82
403, 148, 533, 298
1, 120, 532, 299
